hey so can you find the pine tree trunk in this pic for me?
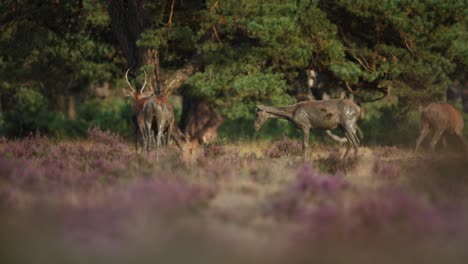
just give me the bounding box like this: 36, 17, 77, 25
461, 90, 468, 113
108, 0, 156, 90
67, 96, 76, 119
179, 94, 223, 144
108, 0, 147, 69
108, 0, 222, 141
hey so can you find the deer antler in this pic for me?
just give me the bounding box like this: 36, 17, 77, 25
344, 81, 358, 94
125, 68, 136, 93
141, 69, 148, 93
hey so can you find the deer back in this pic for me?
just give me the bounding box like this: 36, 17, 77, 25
423, 103, 464, 133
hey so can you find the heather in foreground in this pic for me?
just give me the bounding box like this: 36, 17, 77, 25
1, 132, 468, 263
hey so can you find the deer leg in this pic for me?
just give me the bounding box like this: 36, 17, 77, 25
150, 128, 156, 149
143, 120, 152, 154
137, 118, 146, 153
415, 122, 430, 153
342, 122, 359, 159
302, 128, 310, 160
166, 123, 172, 148
430, 128, 445, 152
135, 126, 139, 153
350, 132, 359, 158
156, 121, 166, 160
348, 121, 360, 156
132, 118, 138, 152
342, 131, 352, 160
341, 122, 359, 160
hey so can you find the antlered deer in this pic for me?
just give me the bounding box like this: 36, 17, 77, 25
122, 68, 151, 152
415, 102, 467, 153
255, 99, 361, 160
143, 94, 187, 158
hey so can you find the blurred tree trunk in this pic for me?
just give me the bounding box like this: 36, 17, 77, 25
67, 96, 76, 119
107, 0, 222, 142
461, 90, 468, 113
179, 94, 223, 144
108, 0, 147, 70
108, 0, 160, 93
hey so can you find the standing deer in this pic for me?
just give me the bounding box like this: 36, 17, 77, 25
304, 68, 364, 145
255, 99, 361, 160
415, 102, 467, 153
122, 68, 151, 152
143, 94, 187, 158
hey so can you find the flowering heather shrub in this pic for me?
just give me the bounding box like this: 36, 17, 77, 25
265, 136, 302, 158
87, 127, 127, 148
1, 177, 217, 252
271, 164, 465, 242
348, 187, 455, 235
405, 156, 468, 199
372, 162, 401, 180
272, 164, 350, 219
203, 142, 226, 158
314, 148, 359, 174
0, 129, 139, 208
1, 131, 50, 158
374, 146, 403, 158
3, 137, 468, 263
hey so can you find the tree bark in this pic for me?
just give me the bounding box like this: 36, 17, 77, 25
163, 55, 202, 96
67, 96, 76, 119
179, 94, 223, 144
108, 1, 222, 142
108, 0, 147, 69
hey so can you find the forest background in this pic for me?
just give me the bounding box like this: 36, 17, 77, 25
1, 0, 466, 146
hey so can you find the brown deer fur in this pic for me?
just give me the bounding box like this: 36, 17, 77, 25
255, 99, 361, 160
143, 95, 187, 158
123, 69, 150, 152
415, 102, 467, 153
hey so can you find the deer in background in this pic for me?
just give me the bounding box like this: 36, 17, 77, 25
304, 68, 364, 145
142, 93, 188, 159
122, 68, 151, 152
415, 102, 467, 153
255, 99, 361, 160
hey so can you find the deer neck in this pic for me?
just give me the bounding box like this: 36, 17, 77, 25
262, 105, 295, 120
134, 92, 142, 101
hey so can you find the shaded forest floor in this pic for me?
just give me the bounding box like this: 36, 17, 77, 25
1, 131, 468, 264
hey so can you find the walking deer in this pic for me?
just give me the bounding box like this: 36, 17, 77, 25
255, 99, 361, 160
415, 102, 467, 153
304, 68, 364, 145
122, 68, 151, 152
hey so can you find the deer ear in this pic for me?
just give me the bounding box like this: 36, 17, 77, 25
256, 105, 265, 111
122, 88, 132, 97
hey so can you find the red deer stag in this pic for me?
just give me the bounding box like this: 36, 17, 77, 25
122, 68, 151, 152
415, 102, 467, 153
143, 94, 187, 158
255, 99, 361, 160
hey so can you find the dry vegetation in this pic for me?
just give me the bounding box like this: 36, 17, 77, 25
1, 130, 468, 264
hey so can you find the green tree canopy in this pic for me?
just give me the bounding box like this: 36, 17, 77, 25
1, 0, 466, 138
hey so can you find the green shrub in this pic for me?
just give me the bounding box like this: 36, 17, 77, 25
1, 93, 133, 139
2, 87, 48, 136
218, 117, 304, 142
78, 98, 132, 138
360, 101, 420, 147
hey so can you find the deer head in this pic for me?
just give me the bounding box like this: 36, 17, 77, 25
254, 105, 270, 131
306, 69, 317, 89
122, 68, 149, 99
